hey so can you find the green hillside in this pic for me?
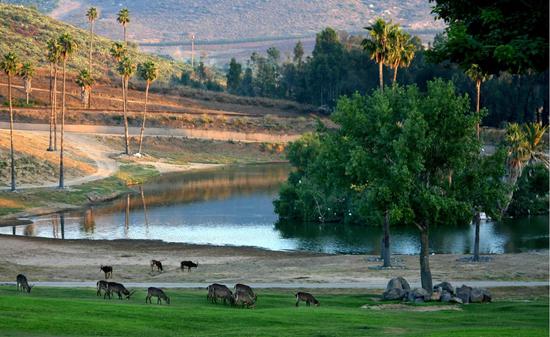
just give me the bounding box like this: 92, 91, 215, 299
0, 3, 187, 81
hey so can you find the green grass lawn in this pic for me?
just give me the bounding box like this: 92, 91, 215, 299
0, 287, 547, 337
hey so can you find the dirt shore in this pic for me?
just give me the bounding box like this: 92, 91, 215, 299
0, 235, 547, 285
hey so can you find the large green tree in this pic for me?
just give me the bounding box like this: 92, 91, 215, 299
362, 19, 395, 90
137, 60, 158, 155
0, 52, 20, 191
226, 58, 242, 94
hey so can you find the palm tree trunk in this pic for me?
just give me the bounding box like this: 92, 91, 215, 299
473, 212, 481, 262
123, 25, 127, 45
392, 66, 398, 85
378, 62, 384, 91
138, 81, 149, 154
382, 209, 391, 267
88, 21, 94, 109
476, 79, 481, 139
53, 64, 58, 151
48, 63, 54, 151
59, 58, 66, 189
8, 74, 16, 192
26, 91, 29, 105
419, 223, 432, 293
122, 76, 130, 155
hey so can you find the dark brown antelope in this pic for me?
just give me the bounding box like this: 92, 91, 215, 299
16, 274, 33, 293
295, 292, 320, 307
145, 287, 170, 305
207, 283, 234, 305
234, 290, 256, 309
150, 260, 163, 272
100, 265, 113, 279
235, 283, 257, 302
97, 280, 109, 297
180, 261, 198, 272
106, 282, 135, 300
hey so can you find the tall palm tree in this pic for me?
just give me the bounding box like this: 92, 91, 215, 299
0, 52, 20, 191
136, 60, 158, 155
117, 8, 130, 45
388, 30, 416, 85
86, 7, 99, 108
117, 56, 136, 155
57, 33, 78, 189
47, 38, 62, 151
18, 62, 35, 105
75, 69, 95, 107
362, 18, 395, 91
465, 64, 490, 138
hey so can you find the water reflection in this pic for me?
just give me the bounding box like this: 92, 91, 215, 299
0, 164, 547, 254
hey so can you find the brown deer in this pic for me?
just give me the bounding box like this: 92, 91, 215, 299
145, 287, 170, 305
16, 274, 33, 293
150, 260, 163, 272
106, 282, 135, 300
100, 265, 113, 279
180, 261, 198, 272
207, 283, 234, 305
295, 292, 320, 307
97, 280, 109, 297
234, 290, 256, 309
235, 283, 257, 302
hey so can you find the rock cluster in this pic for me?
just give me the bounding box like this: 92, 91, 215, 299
382, 278, 492, 304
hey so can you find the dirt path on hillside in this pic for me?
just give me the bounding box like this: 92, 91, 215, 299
0, 236, 547, 285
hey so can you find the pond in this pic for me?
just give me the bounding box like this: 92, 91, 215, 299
1, 164, 548, 254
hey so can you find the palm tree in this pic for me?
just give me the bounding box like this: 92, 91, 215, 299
18, 62, 35, 105
75, 69, 95, 107
117, 8, 130, 44
57, 33, 78, 189
86, 7, 99, 108
117, 56, 136, 155
362, 18, 395, 91
47, 38, 62, 151
465, 64, 490, 138
388, 30, 416, 85
136, 61, 158, 155
0, 52, 20, 191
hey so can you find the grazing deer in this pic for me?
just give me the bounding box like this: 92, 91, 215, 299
180, 261, 198, 272
150, 260, 163, 272
16, 274, 33, 293
106, 282, 135, 300
100, 265, 113, 279
97, 280, 109, 297
234, 290, 256, 309
145, 287, 170, 305
235, 283, 257, 302
207, 283, 234, 305
295, 292, 320, 307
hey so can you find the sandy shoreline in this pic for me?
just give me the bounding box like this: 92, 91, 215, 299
0, 235, 547, 285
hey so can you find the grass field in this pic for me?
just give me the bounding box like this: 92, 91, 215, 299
0, 287, 547, 337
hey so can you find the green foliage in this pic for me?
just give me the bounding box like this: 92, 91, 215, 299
86, 7, 98, 22
17, 61, 34, 80
75, 69, 94, 88
226, 57, 242, 94
508, 163, 550, 216
0, 51, 20, 76
137, 60, 159, 83
117, 8, 130, 26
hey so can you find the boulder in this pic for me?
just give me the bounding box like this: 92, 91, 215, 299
470, 288, 492, 303
456, 285, 472, 304
382, 287, 407, 301
434, 282, 455, 295
407, 288, 431, 303
441, 291, 453, 303
449, 296, 463, 304
385, 277, 410, 292
431, 287, 442, 301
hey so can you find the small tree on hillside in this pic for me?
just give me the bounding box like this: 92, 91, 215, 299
117, 8, 130, 44
75, 69, 95, 107
226, 58, 242, 94
18, 61, 35, 105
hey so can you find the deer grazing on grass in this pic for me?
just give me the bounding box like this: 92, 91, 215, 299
180, 261, 198, 272
16, 274, 33, 293
106, 282, 135, 300
207, 283, 234, 305
234, 290, 256, 308
100, 265, 113, 279
145, 287, 170, 305
235, 283, 257, 302
150, 260, 163, 272
97, 280, 109, 297
295, 292, 320, 307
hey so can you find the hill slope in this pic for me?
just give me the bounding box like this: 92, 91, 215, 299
0, 4, 186, 81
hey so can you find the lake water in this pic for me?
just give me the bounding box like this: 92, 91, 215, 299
1, 164, 548, 254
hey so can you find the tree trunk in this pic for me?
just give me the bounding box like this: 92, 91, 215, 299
419, 225, 432, 293
382, 209, 391, 267
48, 63, 54, 151
88, 21, 94, 109
60, 213, 65, 240
59, 59, 66, 189
476, 79, 481, 139
8, 75, 16, 192
53, 65, 58, 151
473, 212, 481, 262
392, 66, 398, 85
122, 76, 130, 155
378, 62, 384, 91
123, 25, 127, 45
138, 81, 149, 154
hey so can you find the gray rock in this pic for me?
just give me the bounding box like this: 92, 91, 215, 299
382, 287, 407, 301
431, 287, 442, 301
450, 297, 463, 304
441, 291, 452, 303
456, 285, 472, 304
470, 288, 492, 303
407, 288, 431, 302
434, 282, 455, 295
385, 277, 410, 292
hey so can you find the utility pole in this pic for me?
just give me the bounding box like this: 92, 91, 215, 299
191, 33, 196, 68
